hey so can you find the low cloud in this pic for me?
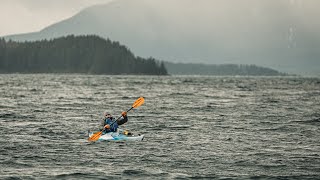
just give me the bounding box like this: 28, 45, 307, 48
0, 0, 114, 36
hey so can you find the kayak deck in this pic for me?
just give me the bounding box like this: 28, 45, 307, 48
88, 129, 144, 141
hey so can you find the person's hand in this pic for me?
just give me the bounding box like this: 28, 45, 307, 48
104, 124, 110, 129
121, 111, 127, 117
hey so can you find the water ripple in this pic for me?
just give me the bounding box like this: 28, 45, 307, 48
0, 74, 319, 179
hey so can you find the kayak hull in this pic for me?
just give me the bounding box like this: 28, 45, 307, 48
88, 131, 144, 141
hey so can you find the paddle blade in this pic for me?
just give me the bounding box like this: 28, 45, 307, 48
88, 131, 102, 142
132, 97, 145, 108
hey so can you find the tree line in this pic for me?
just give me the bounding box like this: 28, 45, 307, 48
164, 62, 287, 76
0, 35, 167, 75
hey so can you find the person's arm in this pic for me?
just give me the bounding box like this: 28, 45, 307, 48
117, 112, 128, 125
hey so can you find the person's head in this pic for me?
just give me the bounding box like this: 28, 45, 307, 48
104, 111, 112, 118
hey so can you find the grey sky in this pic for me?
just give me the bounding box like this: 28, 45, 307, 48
2, 0, 319, 37
1, 0, 320, 75
0, 0, 114, 36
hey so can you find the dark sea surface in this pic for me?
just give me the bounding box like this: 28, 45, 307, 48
0, 74, 320, 179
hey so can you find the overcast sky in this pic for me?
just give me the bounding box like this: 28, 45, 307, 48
0, 0, 114, 36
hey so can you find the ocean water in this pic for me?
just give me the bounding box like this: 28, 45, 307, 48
0, 74, 319, 179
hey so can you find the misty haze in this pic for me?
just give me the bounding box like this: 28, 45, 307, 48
3, 0, 320, 76
0, 0, 320, 179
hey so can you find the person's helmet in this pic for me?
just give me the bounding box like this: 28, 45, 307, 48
104, 111, 111, 117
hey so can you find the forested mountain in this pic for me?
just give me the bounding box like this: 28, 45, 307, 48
0, 35, 167, 75
164, 62, 287, 76
4, 0, 320, 76
0, 34, 287, 76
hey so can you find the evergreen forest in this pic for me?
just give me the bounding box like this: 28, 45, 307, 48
0, 35, 168, 75
164, 62, 287, 76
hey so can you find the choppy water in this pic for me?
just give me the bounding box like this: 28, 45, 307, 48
0, 74, 320, 179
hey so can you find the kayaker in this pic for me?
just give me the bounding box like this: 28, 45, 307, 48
101, 111, 128, 134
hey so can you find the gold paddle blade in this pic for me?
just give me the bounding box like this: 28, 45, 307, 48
132, 97, 144, 108
88, 131, 102, 142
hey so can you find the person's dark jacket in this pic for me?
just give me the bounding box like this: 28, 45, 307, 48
100, 115, 128, 133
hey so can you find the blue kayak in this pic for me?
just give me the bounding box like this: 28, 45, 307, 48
88, 129, 144, 141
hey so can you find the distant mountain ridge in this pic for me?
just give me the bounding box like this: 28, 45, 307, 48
3, 0, 320, 76
164, 62, 287, 76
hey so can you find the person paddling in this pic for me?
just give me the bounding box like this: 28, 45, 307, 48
88, 97, 144, 142
101, 111, 128, 134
